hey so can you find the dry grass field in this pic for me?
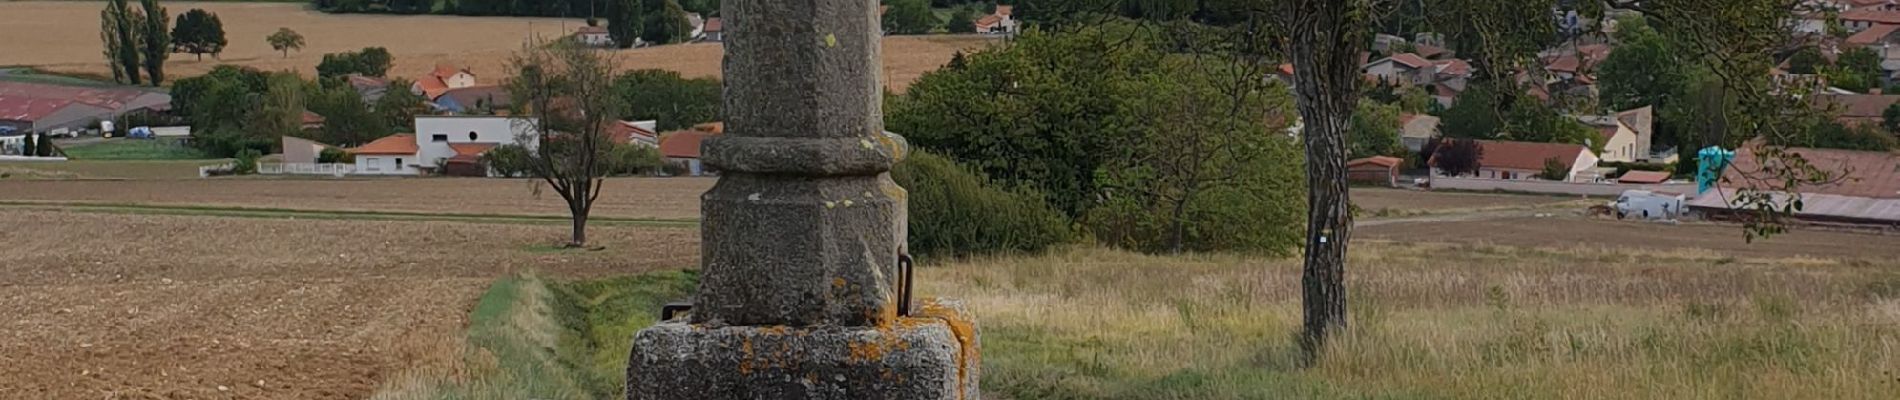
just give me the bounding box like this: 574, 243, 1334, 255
0, 209, 697, 399
1352, 187, 1581, 214
0, 2, 995, 91
0, 177, 715, 220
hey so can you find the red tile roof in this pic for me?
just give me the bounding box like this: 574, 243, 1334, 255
1814, 94, 1900, 118
976, 14, 1004, 28
0, 81, 155, 111
351, 134, 419, 155
1349, 156, 1403, 169
576, 26, 608, 35
605, 120, 658, 145
1432, 59, 1471, 77
659, 130, 712, 159
693, 122, 724, 134
995, 5, 1013, 16
703, 17, 722, 32
0, 97, 80, 122
1618, 170, 1672, 184
1469, 140, 1591, 171
1843, 9, 1900, 24
431, 64, 470, 80
1415, 44, 1449, 59
1723, 145, 1900, 199
302, 110, 326, 126
448, 142, 498, 162
1849, 23, 1900, 45
416, 78, 450, 100
1386, 53, 1432, 69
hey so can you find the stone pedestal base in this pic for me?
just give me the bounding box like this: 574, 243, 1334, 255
627, 301, 978, 400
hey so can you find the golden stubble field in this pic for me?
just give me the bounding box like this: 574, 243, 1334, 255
0, 2, 997, 91
0, 177, 716, 220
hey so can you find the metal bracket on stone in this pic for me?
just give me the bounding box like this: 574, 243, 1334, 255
660, 301, 693, 321
898, 254, 915, 317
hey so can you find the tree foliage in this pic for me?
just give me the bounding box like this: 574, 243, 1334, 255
1349, 100, 1405, 159
101, 0, 143, 85
891, 150, 1074, 259
171, 9, 227, 60
642, 0, 694, 44
138, 0, 169, 85
883, 0, 941, 34
1431, 138, 1483, 177
267, 27, 306, 58
307, 80, 388, 147
505, 40, 627, 247
1597, 15, 1688, 112
612, 69, 721, 131
315, 47, 393, 79
608, 0, 643, 48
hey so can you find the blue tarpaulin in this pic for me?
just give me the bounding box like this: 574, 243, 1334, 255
1696, 146, 1734, 194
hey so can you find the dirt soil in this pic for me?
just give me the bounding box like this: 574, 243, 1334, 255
0, 209, 698, 399
1360, 215, 1900, 260
0, 177, 716, 220
0, 2, 995, 91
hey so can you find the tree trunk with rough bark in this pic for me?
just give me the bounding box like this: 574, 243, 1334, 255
1284, 0, 1366, 364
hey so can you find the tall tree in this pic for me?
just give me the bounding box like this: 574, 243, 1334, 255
256, 73, 307, 139
1597, 15, 1687, 112
642, 0, 692, 44
376, 78, 430, 131
171, 9, 224, 60
307, 82, 388, 146
608, 0, 642, 48
268, 28, 306, 58
102, 0, 143, 85
506, 40, 627, 247
1274, 0, 1367, 363
1348, 100, 1405, 159
138, 0, 170, 86
882, 0, 940, 34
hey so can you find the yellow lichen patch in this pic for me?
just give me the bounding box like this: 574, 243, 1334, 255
739, 336, 756, 375
912, 300, 979, 400
832, 277, 847, 290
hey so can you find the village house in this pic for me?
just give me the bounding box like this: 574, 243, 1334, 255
575, 26, 612, 47
660, 127, 716, 176
350, 134, 420, 175
1842, 8, 1900, 31
975, 5, 1018, 35
701, 17, 724, 42
1347, 156, 1404, 187
412, 64, 479, 101
433, 85, 511, 114
1433, 139, 1600, 182
1400, 114, 1440, 152
1364, 53, 1435, 85
1812, 93, 1900, 126
346, 74, 390, 104
1578, 106, 1655, 163
0, 81, 171, 135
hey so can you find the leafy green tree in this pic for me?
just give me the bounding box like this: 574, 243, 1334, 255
882, 0, 940, 34
612, 69, 721, 130
307, 81, 388, 147
1536, 157, 1568, 180
171, 9, 227, 60
891, 150, 1074, 259
1884, 103, 1900, 134
1348, 100, 1404, 159
1829, 47, 1884, 93
1397, 86, 1432, 113
945, 6, 977, 34
1787, 47, 1825, 75
375, 78, 429, 131
608, 0, 643, 48
234, 149, 263, 174
138, 0, 170, 85
315, 47, 393, 78
1597, 14, 1687, 112
267, 27, 306, 58
641, 0, 692, 44
505, 40, 628, 247
101, 0, 143, 85
255, 73, 307, 140
609, 144, 665, 175
1438, 83, 1503, 139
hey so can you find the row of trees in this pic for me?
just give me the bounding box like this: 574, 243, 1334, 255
101, 1, 232, 85
313, 0, 719, 19
169, 60, 427, 157
605, 0, 697, 48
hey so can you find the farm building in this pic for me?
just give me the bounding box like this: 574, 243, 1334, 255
702, 18, 724, 41
574, 26, 612, 47
1399, 114, 1439, 152
659, 129, 713, 176
974, 5, 1017, 34
1688, 146, 1900, 226
1348, 156, 1404, 187
1432, 140, 1599, 182
0, 81, 170, 134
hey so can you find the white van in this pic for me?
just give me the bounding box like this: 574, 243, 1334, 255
1612, 190, 1685, 221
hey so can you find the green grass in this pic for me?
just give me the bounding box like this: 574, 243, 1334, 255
0, 67, 128, 88
0, 159, 231, 180
372, 271, 697, 400
60, 138, 212, 161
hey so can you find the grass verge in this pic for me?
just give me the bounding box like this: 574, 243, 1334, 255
60, 138, 211, 160
373, 271, 697, 400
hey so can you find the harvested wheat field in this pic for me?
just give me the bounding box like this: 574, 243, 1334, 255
0, 177, 715, 220
1352, 187, 1580, 214
0, 209, 697, 399
1359, 215, 1900, 260
0, 2, 996, 91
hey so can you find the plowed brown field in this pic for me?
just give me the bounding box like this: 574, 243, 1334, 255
0, 177, 715, 220
0, 209, 697, 399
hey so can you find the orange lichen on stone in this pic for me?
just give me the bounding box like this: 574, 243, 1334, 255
739, 336, 756, 375
912, 299, 979, 400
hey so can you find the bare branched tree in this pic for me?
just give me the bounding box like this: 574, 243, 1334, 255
507, 39, 627, 248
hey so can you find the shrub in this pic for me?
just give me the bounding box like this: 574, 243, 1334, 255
890, 151, 1073, 259
610, 144, 665, 176
317, 147, 353, 164
481, 144, 533, 178
233, 149, 262, 174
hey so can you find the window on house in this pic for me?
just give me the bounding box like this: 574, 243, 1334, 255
395, 158, 403, 169
469, 131, 479, 141
432, 134, 448, 142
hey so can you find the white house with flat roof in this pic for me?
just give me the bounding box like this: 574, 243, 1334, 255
414, 115, 539, 169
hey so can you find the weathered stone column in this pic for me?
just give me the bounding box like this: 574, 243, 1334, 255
626, 0, 978, 399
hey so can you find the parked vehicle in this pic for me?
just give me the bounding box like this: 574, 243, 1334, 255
1611, 190, 1685, 221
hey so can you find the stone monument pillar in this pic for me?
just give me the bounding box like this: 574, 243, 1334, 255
625, 0, 978, 398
